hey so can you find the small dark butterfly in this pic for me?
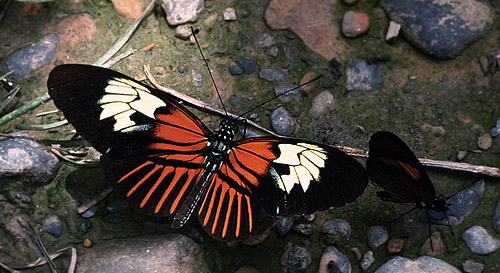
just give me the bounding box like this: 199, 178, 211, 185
48, 64, 369, 241
366, 131, 451, 250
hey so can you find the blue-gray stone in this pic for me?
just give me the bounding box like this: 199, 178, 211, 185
44, 214, 63, 237
319, 246, 351, 273
268, 45, 279, 57
374, 256, 460, 273
229, 65, 242, 75
463, 260, 484, 273
274, 217, 294, 236
283, 47, 294, 69
418, 179, 484, 226
2, 34, 59, 78
81, 204, 99, 219
494, 198, 500, 233
367, 225, 388, 248
491, 117, 500, 137
270, 106, 294, 136
360, 251, 374, 271
106, 202, 128, 213
322, 219, 351, 243
14, 192, 31, 203
292, 223, 313, 236
235, 57, 256, 74
462, 225, 500, 255
259, 69, 289, 82
381, 0, 495, 58
274, 85, 300, 97
346, 61, 383, 91
280, 243, 311, 273
192, 68, 202, 87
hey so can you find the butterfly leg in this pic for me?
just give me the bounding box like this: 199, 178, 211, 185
388, 206, 417, 223
443, 210, 454, 237
425, 209, 434, 251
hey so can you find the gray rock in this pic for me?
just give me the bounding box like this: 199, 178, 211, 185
0, 133, 59, 186
268, 45, 279, 57
463, 259, 484, 273
292, 223, 313, 236
223, 7, 236, 21
360, 251, 374, 271
346, 61, 383, 91
259, 69, 289, 82
367, 226, 388, 248
494, 198, 500, 232
174, 24, 192, 40
491, 117, 500, 137
192, 68, 202, 87
318, 246, 351, 273
2, 33, 59, 78
274, 217, 294, 236
76, 234, 208, 273
270, 106, 294, 136
253, 32, 276, 51
381, 0, 495, 58
162, 0, 204, 26
309, 91, 334, 117
229, 65, 242, 75
281, 243, 311, 273
418, 179, 484, 226
322, 219, 351, 243
283, 47, 294, 69
13, 192, 31, 203
44, 214, 63, 237
461, 225, 500, 255
235, 57, 256, 74
374, 256, 460, 273
5, 216, 39, 262
274, 85, 300, 97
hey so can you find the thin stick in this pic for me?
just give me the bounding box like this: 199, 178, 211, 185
0, 93, 51, 127
77, 186, 114, 214
102, 48, 138, 68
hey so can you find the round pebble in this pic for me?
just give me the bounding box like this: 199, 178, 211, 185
274, 217, 294, 236
322, 219, 351, 243
477, 133, 492, 150
318, 246, 351, 273
83, 238, 92, 247
44, 214, 63, 237
388, 238, 404, 254
309, 91, 334, 117
281, 243, 311, 273
342, 11, 370, 38
81, 205, 99, 219
292, 223, 313, 236
174, 25, 191, 40
259, 69, 289, 82
270, 106, 295, 136
463, 259, 484, 273
235, 57, 256, 74
376, 256, 460, 273
462, 225, 500, 255
421, 231, 446, 255
360, 251, 374, 270
267, 45, 279, 57
223, 7, 237, 21
367, 225, 388, 249
229, 65, 242, 75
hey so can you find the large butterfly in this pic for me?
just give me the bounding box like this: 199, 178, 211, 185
48, 64, 369, 241
366, 131, 450, 249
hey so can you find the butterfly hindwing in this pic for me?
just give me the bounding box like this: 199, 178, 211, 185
366, 131, 436, 204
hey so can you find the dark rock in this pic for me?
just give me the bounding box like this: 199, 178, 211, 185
0, 133, 59, 186
104, 215, 123, 224
367, 225, 388, 248
463, 260, 485, 273
292, 223, 313, 236
14, 192, 31, 203
274, 217, 294, 236
418, 179, 484, 226
381, 0, 495, 58
229, 65, 243, 75
106, 202, 128, 213
270, 106, 294, 136
274, 85, 300, 97
283, 47, 294, 69
318, 246, 351, 273
360, 251, 374, 271
374, 256, 460, 273
259, 69, 289, 82
44, 214, 63, 237
76, 234, 208, 272
281, 243, 311, 273
322, 219, 351, 243
461, 225, 500, 255
81, 201, 98, 219
80, 222, 90, 233
388, 238, 404, 254
192, 68, 202, 87
178, 65, 187, 73
346, 61, 383, 91
491, 117, 500, 137
235, 57, 256, 74
494, 198, 500, 233
2, 34, 59, 78
162, 0, 204, 26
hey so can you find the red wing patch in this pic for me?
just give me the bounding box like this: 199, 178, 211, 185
396, 160, 421, 180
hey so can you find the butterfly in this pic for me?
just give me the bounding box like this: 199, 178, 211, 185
366, 131, 451, 249
47, 64, 369, 241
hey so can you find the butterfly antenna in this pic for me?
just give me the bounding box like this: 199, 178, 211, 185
190, 27, 228, 116
236, 74, 323, 121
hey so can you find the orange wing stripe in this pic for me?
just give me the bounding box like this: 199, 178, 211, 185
202, 178, 219, 226
397, 161, 421, 180
140, 166, 174, 208
126, 164, 162, 197
118, 161, 153, 183
170, 168, 197, 214
212, 183, 229, 234
222, 188, 236, 238
245, 195, 253, 232
236, 193, 242, 237
155, 167, 183, 213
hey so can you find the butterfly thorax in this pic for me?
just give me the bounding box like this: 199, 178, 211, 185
427, 196, 448, 212
206, 119, 238, 171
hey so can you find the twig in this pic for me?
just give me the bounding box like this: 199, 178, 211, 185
50, 147, 100, 167
29, 120, 68, 130
0, 93, 50, 127
77, 186, 114, 214
17, 217, 58, 273
102, 48, 138, 68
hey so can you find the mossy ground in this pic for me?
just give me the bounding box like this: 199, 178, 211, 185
0, 0, 499, 272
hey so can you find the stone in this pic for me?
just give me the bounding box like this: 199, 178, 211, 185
274, 85, 300, 97
367, 226, 388, 249
322, 219, 351, 243
111, 0, 143, 19
342, 11, 370, 38
192, 68, 202, 87
44, 214, 63, 237
292, 223, 313, 236
374, 256, 460, 273
385, 21, 401, 42
420, 231, 446, 255
494, 198, 500, 233
318, 246, 351, 273
274, 217, 294, 236
2, 34, 58, 78
299, 71, 319, 93
229, 65, 242, 75
229, 96, 247, 107
463, 260, 485, 273
381, 0, 495, 58
161, 0, 204, 26
346, 61, 383, 91
388, 238, 404, 254
174, 24, 192, 40
281, 243, 311, 273
491, 117, 500, 137
283, 47, 294, 68
253, 32, 276, 51
477, 133, 492, 150
223, 7, 236, 21
270, 106, 295, 136
235, 57, 256, 74
77, 234, 208, 272
308, 91, 334, 117
419, 180, 484, 226
0, 133, 59, 186
259, 69, 289, 82
265, 0, 345, 60
462, 225, 500, 255
360, 251, 374, 271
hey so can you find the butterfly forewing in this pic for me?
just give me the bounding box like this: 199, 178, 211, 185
366, 131, 436, 204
